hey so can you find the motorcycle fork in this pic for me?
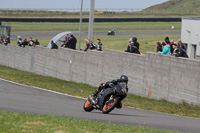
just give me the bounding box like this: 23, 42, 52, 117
106, 95, 114, 105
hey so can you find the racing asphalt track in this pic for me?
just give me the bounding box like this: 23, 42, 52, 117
0, 79, 200, 133
10, 30, 181, 40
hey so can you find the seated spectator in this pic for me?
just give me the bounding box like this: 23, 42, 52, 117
125, 37, 140, 54
158, 42, 170, 55
84, 39, 97, 52
156, 42, 162, 52
28, 37, 35, 47
66, 35, 77, 50
35, 39, 40, 45
21, 39, 28, 48
51, 40, 58, 49
17, 36, 23, 47
174, 44, 188, 58
96, 39, 103, 51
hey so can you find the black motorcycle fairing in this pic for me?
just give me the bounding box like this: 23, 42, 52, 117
98, 87, 115, 109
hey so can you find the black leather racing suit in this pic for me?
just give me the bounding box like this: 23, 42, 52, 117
93, 79, 128, 108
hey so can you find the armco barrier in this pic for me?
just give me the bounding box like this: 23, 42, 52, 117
0, 45, 199, 106
0, 17, 181, 23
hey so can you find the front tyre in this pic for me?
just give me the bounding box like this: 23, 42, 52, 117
102, 96, 119, 114
83, 100, 94, 112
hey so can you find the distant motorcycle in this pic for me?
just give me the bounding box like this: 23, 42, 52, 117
83, 82, 127, 114
107, 31, 115, 36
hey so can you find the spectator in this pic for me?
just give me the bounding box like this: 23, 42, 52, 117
171, 43, 177, 55
125, 37, 140, 54
158, 42, 170, 55
17, 36, 23, 47
3, 36, 10, 46
21, 39, 28, 48
66, 35, 77, 50
156, 42, 162, 52
125, 38, 132, 52
177, 39, 186, 51
0, 37, 3, 44
61, 34, 69, 48
28, 37, 35, 47
174, 44, 188, 58
165, 36, 171, 46
170, 40, 175, 53
96, 39, 103, 51
84, 39, 97, 52
35, 39, 40, 45
51, 40, 58, 49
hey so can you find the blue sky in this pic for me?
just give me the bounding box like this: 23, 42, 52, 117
0, 0, 168, 9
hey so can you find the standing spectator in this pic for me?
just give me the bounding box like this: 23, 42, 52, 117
17, 36, 23, 47
171, 44, 177, 55
174, 43, 188, 58
21, 39, 28, 48
125, 38, 132, 52
177, 39, 186, 51
84, 39, 97, 52
61, 34, 69, 48
28, 37, 35, 47
170, 40, 175, 53
35, 39, 40, 45
0, 37, 3, 44
158, 42, 171, 55
3, 36, 10, 46
96, 39, 103, 51
66, 35, 77, 50
125, 37, 140, 54
156, 42, 162, 52
51, 40, 58, 49
165, 36, 171, 46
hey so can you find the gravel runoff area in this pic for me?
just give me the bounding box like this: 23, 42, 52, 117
10, 30, 181, 40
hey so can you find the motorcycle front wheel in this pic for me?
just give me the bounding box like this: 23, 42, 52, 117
102, 96, 119, 114
83, 100, 94, 112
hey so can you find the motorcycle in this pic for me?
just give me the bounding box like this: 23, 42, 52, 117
83, 82, 127, 114
107, 31, 115, 36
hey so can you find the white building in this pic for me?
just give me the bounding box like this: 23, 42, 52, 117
181, 18, 200, 59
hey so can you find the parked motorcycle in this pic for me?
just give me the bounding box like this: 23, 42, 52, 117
83, 82, 127, 114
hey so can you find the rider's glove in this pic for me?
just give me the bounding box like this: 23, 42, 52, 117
108, 83, 114, 88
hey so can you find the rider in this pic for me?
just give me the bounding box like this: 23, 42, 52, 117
111, 29, 115, 34
90, 75, 128, 109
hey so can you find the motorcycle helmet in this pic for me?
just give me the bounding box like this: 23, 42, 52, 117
120, 75, 128, 83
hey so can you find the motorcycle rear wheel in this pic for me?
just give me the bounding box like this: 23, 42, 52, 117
102, 96, 119, 114
83, 100, 94, 112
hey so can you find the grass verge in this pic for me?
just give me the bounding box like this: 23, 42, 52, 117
0, 65, 199, 118
0, 110, 177, 133
3, 22, 181, 32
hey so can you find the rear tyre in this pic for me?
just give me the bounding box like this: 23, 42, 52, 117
102, 96, 119, 114
83, 100, 94, 112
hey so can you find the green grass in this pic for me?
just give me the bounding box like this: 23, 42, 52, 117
0, 110, 177, 133
11, 34, 181, 54
3, 22, 181, 32
0, 65, 199, 118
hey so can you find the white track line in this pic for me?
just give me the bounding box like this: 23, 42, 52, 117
0, 78, 87, 100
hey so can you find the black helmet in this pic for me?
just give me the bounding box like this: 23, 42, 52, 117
120, 75, 128, 83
